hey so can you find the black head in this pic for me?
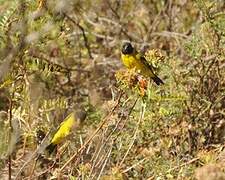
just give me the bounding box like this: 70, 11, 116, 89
75, 109, 87, 124
121, 42, 134, 55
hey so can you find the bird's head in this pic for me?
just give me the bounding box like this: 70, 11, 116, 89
75, 109, 87, 124
121, 42, 134, 55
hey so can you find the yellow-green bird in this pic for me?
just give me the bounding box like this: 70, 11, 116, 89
46, 110, 86, 154
121, 42, 164, 85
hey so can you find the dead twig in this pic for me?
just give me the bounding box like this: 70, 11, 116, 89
59, 91, 123, 172
15, 130, 52, 179
89, 97, 138, 178
7, 96, 13, 180
96, 141, 113, 180
123, 157, 147, 173
167, 157, 200, 173
119, 100, 145, 167
28, 50, 90, 73
64, 13, 93, 59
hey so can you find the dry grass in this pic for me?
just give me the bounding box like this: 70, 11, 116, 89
0, 0, 225, 179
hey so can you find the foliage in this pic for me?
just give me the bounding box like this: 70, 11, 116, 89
0, 0, 225, 179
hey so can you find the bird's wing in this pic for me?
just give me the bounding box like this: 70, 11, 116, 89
138, 54, 155, 73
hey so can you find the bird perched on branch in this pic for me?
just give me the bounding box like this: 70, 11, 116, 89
121, 42, 164, 85
46, 109, 87, 154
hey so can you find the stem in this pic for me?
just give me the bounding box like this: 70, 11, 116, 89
8, 96, 13, 180
59, 92, 123, 172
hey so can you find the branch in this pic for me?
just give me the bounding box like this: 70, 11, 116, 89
59, 91, 123, 173
64, 13, 93, 59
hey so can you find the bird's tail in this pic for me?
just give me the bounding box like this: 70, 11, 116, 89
151, 76, 164, 85
46, 143, 57, 154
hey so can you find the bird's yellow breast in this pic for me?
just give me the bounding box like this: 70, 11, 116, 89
121, 53, 154, 77
121, 54, 137, 69
51, 112, 76, 145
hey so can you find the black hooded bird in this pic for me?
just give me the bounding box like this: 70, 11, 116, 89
121, 42, 164, 85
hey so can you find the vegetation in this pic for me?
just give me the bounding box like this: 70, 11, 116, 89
0, 0, 225, 179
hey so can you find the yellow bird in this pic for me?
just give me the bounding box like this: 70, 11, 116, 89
121, 42, 164, 85
46, 110, 86, 154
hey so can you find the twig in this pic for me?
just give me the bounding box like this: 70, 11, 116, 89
123, 157, 147, 173
28, 50, 90, 73
167, 157, 200, 173
96, 141, 113, 180
106, 0, 134, 41
59, 91, 123, 172
8, 96, 13, 180
117, 97, 139, 134
15, 131, 52, 179
90, 134, 111, 178
35, 160, 57, 179
64, 13, 93, 59
89, 126, 110, 176
151, 31, 188, 39
88, 97, 137, 179
29, 159, 38, 179
119, 100, 145, 166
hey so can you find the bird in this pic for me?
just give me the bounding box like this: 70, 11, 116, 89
121, 42, 164, 85
46, 109, 87, 154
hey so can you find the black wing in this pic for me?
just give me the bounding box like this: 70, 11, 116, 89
139, 54, 164, 85
139, 55, 155, 73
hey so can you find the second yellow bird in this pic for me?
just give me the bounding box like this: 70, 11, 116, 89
121, 42, 164, 85
46, 110, 86, 154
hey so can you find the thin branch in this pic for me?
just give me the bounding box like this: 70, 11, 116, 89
28, 50, 90, 73
8, 96, 13, 180
15, 130, 52, 179
64, 13, 93, 59
89, 126, 110, 176
59, 91, 123, 172
119, 100, 145, 166
123, 157, 147, 173
88, 97, 137, 179
151, 31, 188, 39
96, 141, 113, 180
167, 157, 200, 173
